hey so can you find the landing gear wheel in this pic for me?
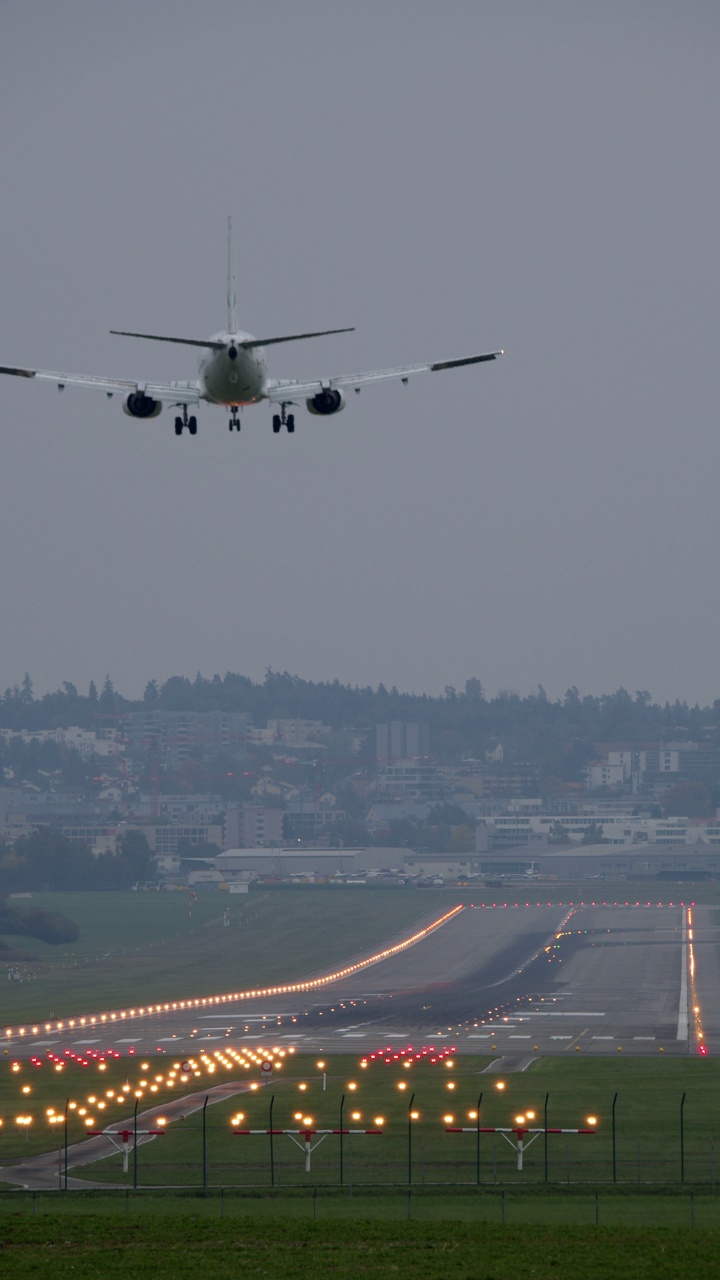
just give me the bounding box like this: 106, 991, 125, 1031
174, 417, 183, 436
272, 415, 281, 434
188, 417, 197, 435
286, 414, 295, 434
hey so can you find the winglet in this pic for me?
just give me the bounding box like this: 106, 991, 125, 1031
227, 215, 238, 335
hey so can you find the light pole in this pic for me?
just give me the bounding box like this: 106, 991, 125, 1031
16, 1115, 32, 1144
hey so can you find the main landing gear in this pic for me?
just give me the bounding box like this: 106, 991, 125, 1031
228, 408, 241, 432
174, 405, 197, 436
272, 403, 295, 434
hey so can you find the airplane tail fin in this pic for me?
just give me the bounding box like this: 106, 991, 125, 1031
227, 215, 238, 334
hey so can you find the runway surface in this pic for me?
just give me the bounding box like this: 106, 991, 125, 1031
6, 899, 716, 1063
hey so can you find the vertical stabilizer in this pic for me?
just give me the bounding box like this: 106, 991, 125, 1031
227, 215, 238, 334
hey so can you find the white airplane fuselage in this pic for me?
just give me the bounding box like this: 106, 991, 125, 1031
198, 331, 268, 406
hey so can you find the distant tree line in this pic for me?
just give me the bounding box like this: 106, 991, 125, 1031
1, 670, 719, 778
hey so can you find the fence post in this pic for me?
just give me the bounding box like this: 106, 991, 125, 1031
202, 1096, 209, 1192
502, 1189, 506, 1223
612, 1093, 618, 1184
691, 1188, 695, 1228
133, 1097, 139, 1191
680, 1093, 686, 1184
544, 1093, 549, 1183
339, 1093, 345, 1187
269, 1095, 276, 1188
476, 1093, 483, 1186
595, 1190, 599, 1226
407, 1093, 415, 1186
313, 1187, 317, 1220
64, 1099, 69, 1191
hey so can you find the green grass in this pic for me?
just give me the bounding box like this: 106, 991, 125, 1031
2, 1215, 720, 1279
4, 1052, 720, 1190
0, 888, 456, 1023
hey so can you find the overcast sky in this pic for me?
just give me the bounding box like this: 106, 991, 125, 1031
1, 2, 718, 706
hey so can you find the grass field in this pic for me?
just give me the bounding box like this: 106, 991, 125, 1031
0, 887, 455, 1022
2, 1215, 720, 1279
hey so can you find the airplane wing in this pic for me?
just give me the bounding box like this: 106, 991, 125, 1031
264, 350, 503, 402
0, 364, 201, 404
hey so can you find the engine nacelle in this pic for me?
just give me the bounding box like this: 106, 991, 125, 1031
306, 388, 346, 416
122, 392, 162, 419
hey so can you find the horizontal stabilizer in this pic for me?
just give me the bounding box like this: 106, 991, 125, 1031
241, 327, 354, 349
110, 330, 225, 350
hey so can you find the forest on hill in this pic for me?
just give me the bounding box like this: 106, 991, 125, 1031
1, 671, 718, 767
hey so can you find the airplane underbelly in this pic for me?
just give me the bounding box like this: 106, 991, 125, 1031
202, 352, 264, 406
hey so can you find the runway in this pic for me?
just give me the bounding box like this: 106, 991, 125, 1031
5, 900, 717, 1061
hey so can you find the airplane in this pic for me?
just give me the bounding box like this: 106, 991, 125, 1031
0, 220, 503, 437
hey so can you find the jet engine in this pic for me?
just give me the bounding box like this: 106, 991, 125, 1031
306, 388, 346, 416
122, 392, 162, 419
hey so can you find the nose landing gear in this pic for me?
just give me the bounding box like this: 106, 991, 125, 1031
229, 407, 241, 432
272, 403, 295, 434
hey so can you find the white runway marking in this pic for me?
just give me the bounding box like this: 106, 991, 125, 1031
593, 1036, 614, 1040
524, 1012, 605, 1018
467, 1034, 491, 1039
550, 1036, 572, 1040
633, 1036, 655, 1041
677, 908, 689, 1040
116, 1038, 141, 1043
509, 1035, 531, 1039
72, 1038, 101, 1044
342, 1033, 367, 1038
156, 1037, 179, 1043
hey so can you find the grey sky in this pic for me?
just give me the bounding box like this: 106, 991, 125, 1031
1, 2, 718, 704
